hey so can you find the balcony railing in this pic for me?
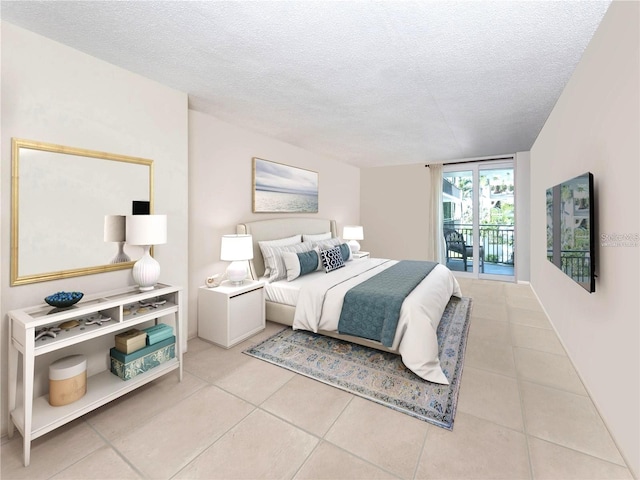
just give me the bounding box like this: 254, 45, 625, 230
444, 223, 515, 265
547, 251, 591, 282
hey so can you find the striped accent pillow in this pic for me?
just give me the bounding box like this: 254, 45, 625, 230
258, 234, 302, 276
261, 241, 315, 282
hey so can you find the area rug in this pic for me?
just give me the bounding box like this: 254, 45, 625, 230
244, 296, 472, 430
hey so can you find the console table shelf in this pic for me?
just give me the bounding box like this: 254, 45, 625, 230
7, 283, 183, 467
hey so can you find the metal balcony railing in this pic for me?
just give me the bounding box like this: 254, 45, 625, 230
444, 223, 515, 265
547, 251, 592, 282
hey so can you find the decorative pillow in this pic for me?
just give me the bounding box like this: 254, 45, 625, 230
302, 232, 332, 242
314, 237, 342, 251
261, 241, 314, 282
282, 247, 321, 281
320, 245, 346, 273
258, 234, 302, 275
339, 243, 351, 262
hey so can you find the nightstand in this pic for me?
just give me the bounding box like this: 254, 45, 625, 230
352, 251, 370, 259
197, 280, 265, 348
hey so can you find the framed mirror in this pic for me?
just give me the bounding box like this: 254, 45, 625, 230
11, 138, 154, 286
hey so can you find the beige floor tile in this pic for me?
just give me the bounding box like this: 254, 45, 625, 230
467, 284, 507, 303
508, 306, 552, 329
325, 397, 428, 479
514, 348, 587, 396
416, 411, 530, 479
528, 436, 633, 480
86, 371, 206, 440
467, 291, 507, 306
457, 366, 524, 431
186, 336, 215, 356
471, 302, 508, 322
506, 295, 544, 313
464, 337, 516, 377
507, 295, 544, 312
183, 341, 253, 383
295, 441, 398, 479
261, 375, 353, 436
468, 317, 512, 346
1, 421, 105, 480
521, 382, 625, 466
112, 385, 254, 479
175, 409, 318, 479
504, 283, 537, 299
215, 356, 296, 404
510, 323, 565, 354
50, 446, 142, 479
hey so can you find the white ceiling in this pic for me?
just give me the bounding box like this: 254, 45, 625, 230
1, 1, 611, 167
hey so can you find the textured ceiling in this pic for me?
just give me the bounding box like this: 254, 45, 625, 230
1, 1, 611, 167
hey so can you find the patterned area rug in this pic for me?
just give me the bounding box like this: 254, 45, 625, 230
244, 296, 472, 430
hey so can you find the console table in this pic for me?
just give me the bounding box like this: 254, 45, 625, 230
7, 283, 183, 466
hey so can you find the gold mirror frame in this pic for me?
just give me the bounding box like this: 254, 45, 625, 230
11, 138, 154, 286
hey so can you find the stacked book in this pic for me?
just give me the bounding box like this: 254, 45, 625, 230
110, 323, 176, 381
143, 323, 174, 345
114, 329, 147, 354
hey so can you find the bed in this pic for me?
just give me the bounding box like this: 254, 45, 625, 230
236, 217, 462, 384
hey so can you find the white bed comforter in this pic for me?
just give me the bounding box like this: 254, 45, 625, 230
293, 258, 461, 384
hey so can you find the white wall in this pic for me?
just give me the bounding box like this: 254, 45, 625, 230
361, 164, 430, 260
1, 23, 189, 435
188, 110, 360, 339
361, 157, 531, 282
530, 1, 639, 475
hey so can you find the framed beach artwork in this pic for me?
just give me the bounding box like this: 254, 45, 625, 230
252, 158, 318, 213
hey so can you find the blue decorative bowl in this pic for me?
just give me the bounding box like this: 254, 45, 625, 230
45, 291, 84, 308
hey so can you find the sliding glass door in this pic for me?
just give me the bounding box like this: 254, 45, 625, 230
442, 160, 515, 280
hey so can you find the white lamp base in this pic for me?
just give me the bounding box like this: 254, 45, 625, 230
347, 240, 361, 254
226, 261, 247, 286
110, 242, 131, 264
132, 245, 160, 291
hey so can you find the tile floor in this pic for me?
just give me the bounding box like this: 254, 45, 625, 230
1, 279, 634, 479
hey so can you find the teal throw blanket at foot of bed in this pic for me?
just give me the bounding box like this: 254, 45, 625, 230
338, 260, 438, 347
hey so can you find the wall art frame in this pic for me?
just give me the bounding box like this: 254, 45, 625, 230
252, 158, 318, 213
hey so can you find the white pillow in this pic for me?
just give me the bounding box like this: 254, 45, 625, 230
314, 237, 342, 250
258, 234, 302, 275
261, 241, 314, 282
282, 247, 321, 281
302, 232, 332, 242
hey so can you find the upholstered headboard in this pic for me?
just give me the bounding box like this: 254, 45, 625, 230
236, 218, 337, 279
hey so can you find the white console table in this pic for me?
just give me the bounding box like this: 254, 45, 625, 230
7, 283, 183, 467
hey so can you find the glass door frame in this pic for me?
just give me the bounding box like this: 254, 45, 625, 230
442, 159, 516, 282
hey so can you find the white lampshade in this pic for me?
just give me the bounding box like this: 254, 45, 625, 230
343, 225, 364, 241
125, 215, 167, 291
343, 225, 364, 254
220, 234, 253, 285
104, 215, 126, 242
126, 215, 167, 246
220, 234, 254, 261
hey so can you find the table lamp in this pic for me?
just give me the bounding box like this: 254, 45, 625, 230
343, 225, 364, 254
104, 215, 130, 264
220, 234, 253, 285
126, 215, 167, 291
